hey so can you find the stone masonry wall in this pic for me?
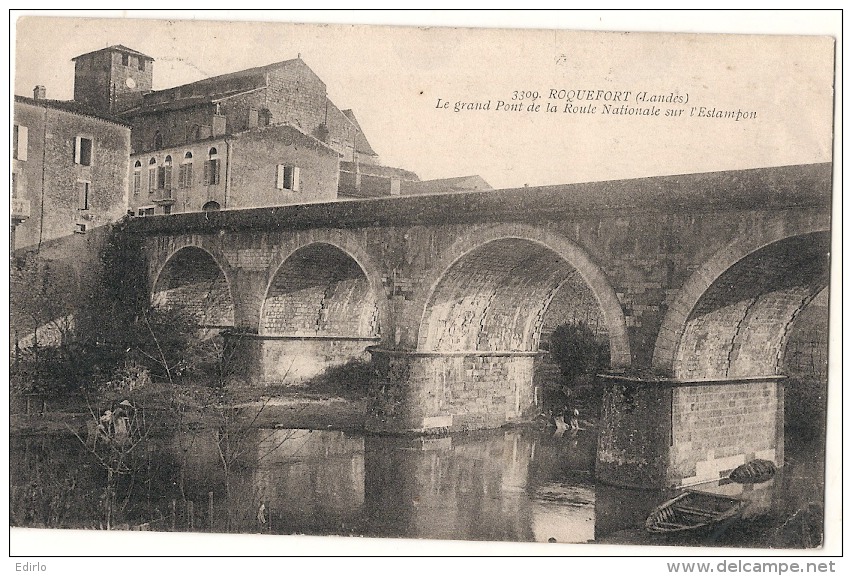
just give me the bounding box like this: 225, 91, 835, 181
367, 352, 536, 433
669, 379, 782, 487
261, 244, 379, 337
419, 239, 577, 353
13, 100, 130, 250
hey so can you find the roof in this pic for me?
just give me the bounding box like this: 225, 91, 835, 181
341, 109, 378, 156
128, 122, 338, 158
120, 59, 306, 116
14, 95, 132, 127
121, 87, 264, 116
231, 122, 339, 155
72, 44, 154, 61
180, 58, 302, 89
402, 175, 493, 196
339, 161, 419, 181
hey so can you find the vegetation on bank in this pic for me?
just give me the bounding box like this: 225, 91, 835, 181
538, 321, 611, 420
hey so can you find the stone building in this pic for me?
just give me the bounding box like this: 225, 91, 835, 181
11, 88, 131, 251
72, 44, 154, 115
128, 123, 340, 216
67, 44, 435, 209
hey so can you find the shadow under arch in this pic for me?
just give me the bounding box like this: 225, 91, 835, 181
259, 241, 381, 338
411, 224, 631, 368
151, 244, 236, 328
653, 228, 831, 378
254, 240, 385, 384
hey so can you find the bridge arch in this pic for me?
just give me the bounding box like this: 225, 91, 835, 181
257, 241, 384, 383
151, 244, 236, 328
413, 224, 631, 368
260, 241, 381, 338
653, 229, 830, 379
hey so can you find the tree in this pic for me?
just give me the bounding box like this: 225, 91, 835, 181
549, 321, 610, 385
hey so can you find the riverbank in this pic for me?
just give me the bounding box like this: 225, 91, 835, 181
10, 382, 368, 437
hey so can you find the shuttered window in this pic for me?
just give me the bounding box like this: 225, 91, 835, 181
13, 125, 28, 161
74, 136, 93, 166
204, 159, 220, 185
78, 181, 91, 210
179, 163, 193, 188
276, 165, 300, 191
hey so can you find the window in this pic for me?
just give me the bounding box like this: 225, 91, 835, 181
258, 109, 272, 126
179, 152, 193, 188
133, 161, 142, 195
78, 181, 91, 210
75, 224, 87, 234
276, 165, 300, 191
153, 131, 163, 150
74, 136, 93, 166
159, 155, 173, 190
204, 148, 220, 185
163, 205, 172, 215
138, 59, 145, 72
148, 158, 157, 193
13, 125, 28, 161
122, 53, 129, 66
12, 173, 17, 197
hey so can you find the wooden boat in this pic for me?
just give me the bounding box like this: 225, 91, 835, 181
645, 490, 743, 534
729, 459, 777, 484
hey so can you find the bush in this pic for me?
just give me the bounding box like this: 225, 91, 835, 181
549, 321, 610, 384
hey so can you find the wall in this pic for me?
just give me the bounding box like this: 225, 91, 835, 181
243, 337, 376, 384
129, 138, 227, 215
128, 104, 217, 155
669, 378, 784, 487
366, 351, 537, 433
264, 62, 329, 138
228, 125, 339, 208
10, 226, 115, 352
73, 49, 153, 115
12, 99, 130, 251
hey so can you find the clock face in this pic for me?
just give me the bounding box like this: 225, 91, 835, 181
125, 77, 136, 89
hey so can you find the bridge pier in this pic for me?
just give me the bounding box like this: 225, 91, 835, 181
224, 333, 381, 385
596, 375, 784, 490
365, 348, 539, 434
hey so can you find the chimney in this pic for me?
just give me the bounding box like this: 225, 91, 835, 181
33, 85, 46, 100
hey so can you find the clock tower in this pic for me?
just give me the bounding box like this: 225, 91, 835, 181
72, 45, 153, 115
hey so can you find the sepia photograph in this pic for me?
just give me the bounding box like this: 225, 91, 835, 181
7, 10, 840, 561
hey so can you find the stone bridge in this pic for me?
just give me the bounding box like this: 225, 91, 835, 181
128, 162, 831, 483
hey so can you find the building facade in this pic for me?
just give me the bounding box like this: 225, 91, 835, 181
128, 124, 339, 216
11, 90, 131, 251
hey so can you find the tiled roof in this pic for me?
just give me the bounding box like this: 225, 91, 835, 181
72, 44, 154, 61
14, 95, 132, 127
121, 87, 264, 116
121, 59, 305, 116
402, 176, 493, 195
339, 161, 419, 181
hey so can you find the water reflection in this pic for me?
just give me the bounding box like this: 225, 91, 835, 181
9, 425, 823, 548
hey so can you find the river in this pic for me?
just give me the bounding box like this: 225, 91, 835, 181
9, 424, 824, 548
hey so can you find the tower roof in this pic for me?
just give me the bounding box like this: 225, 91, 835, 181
72, 44, 154, 62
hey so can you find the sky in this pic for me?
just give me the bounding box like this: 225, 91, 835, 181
12, 11, 838, 190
